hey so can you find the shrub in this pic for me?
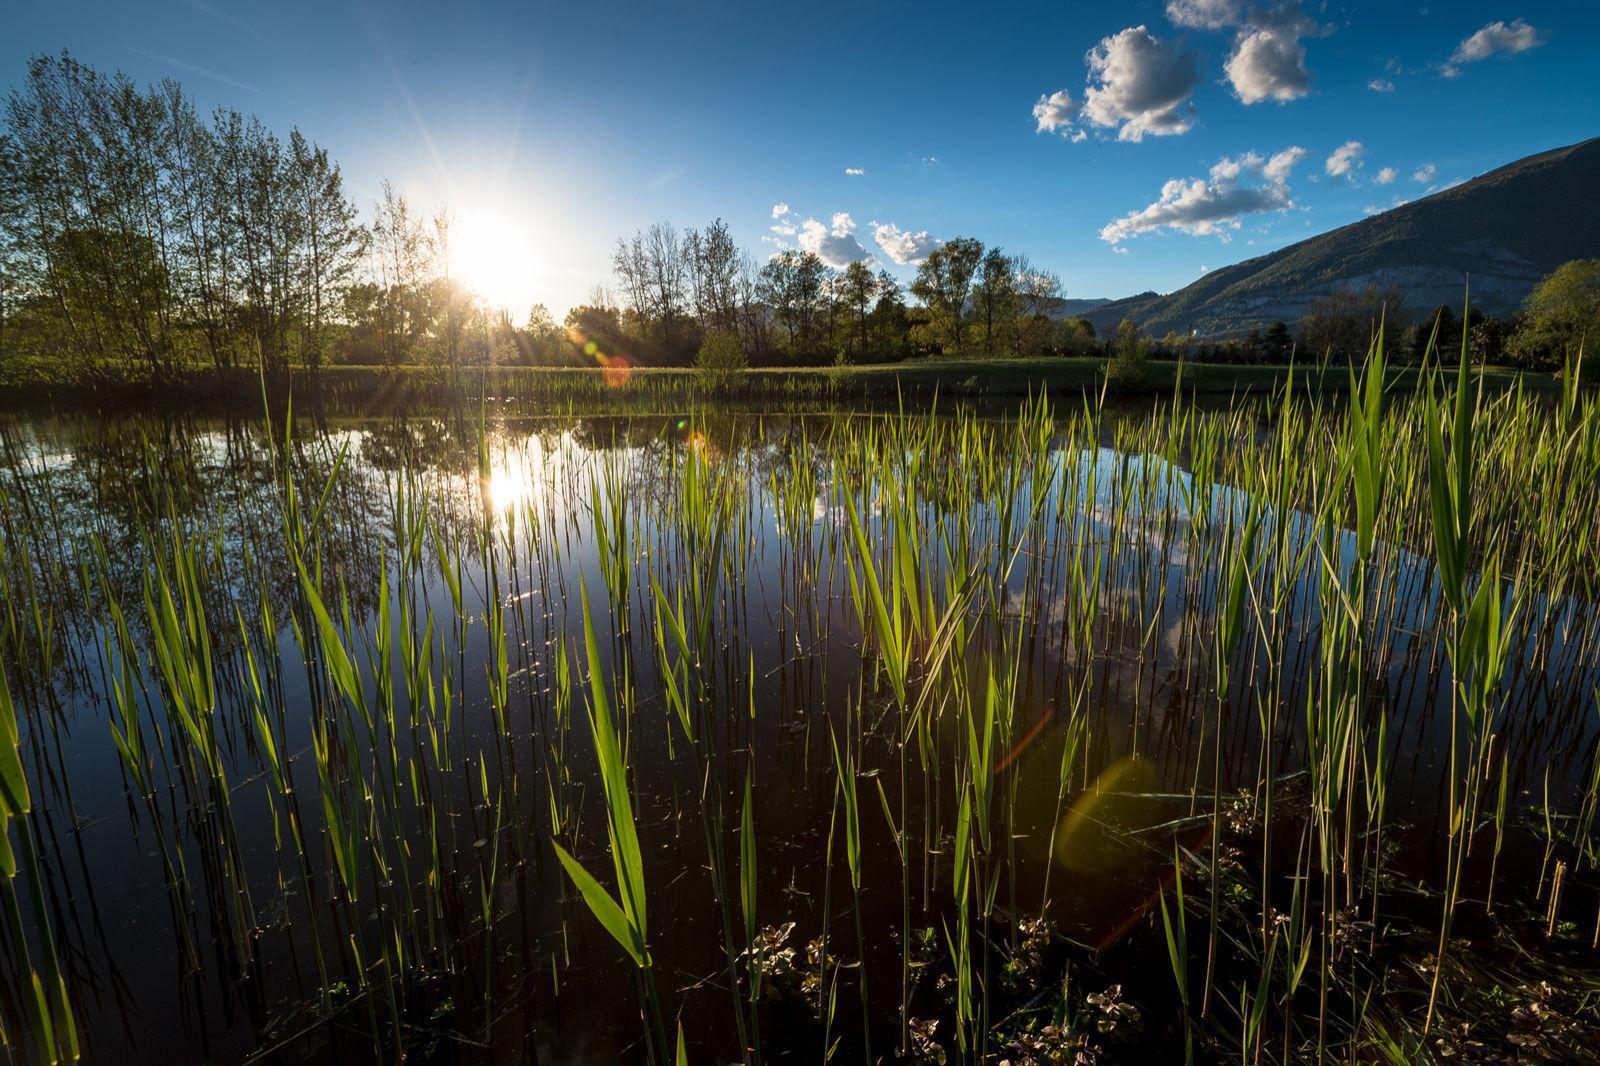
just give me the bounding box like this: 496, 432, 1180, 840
1103, 319, 1150, 389
1509, 259, 1600, 370
694, 329, 747, 389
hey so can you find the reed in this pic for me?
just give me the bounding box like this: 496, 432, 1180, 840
0, 337, 1594, 1063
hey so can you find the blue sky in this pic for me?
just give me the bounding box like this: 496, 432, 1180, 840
5, 1, 1597, 316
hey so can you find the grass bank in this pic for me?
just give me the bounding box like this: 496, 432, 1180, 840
0, 356, 1565, 412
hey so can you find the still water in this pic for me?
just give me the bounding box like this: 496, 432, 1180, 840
1, 405, 1596, 1063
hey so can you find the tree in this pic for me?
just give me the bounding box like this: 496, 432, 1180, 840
1511, 260, 1600, 370
643, 221, 689, 353
1264, 321, 1292, 362
519, 303, 565, 365
685, 219, 739, 332
0, 134, 24, 364
838, 261, 876, 359
1013, 255, 1063, 356
290, 131, 362, 373
564, 301, 627, 364
6, 53, 188, 379
869, 270, 908, 362
734, 252, 769, 360
1054, 316, 1096, 357
1104, 318, 1149, 388
694, 327, 746, 388
910, 237, 982, 355
369, 180, 431, 365
759, 250, 828, 360
611, 231, 650, 339
1411, 304, 1459, 363
1298, 284, 1407, 362
972, 247, 1019, 356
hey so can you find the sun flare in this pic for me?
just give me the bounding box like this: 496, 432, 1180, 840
447, 207, 538, 315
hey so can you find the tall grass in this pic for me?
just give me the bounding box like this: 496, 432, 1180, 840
0, 336, 1595, 1062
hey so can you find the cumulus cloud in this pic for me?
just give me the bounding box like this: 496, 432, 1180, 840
1225, 28, 1311, 103
1367, 77, 1394, 92
1081, 26, 1200, 141
771, 202, 790, 219
1032, 90, 1079, 135
1443, 19, 1542, 76
1167, 1, 1321, 104
1324, 140, 1364, 178
1375, 166, 1397, 184
1262, 145, 1307, 182
871, 221, 941, 266
1099, 145, 1306, 245
1165, 0, 1244, 30
1412, 163, 1437, 183
796, 212, 869, 268
844, 167, 864, 176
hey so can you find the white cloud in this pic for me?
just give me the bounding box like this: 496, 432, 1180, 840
1262, 145, 1307, 182
1225, 28, 1311, 103
1367, 77, 1394, 92
1032, 90, 1079, 135
1324, 140, 1364, 178
797, 213, 869, 268
1165, 0, 1244, 30
871, 221, 942, 266
1443, 19, 1542, 76
1166, 1, 1320, 105
1375, 166, 1397, 184
1208, 151, 1263, 182
1100, 145, 1305, 245
1081, 26, 1200, 141
770, 202, 790, 219
1412, 163, 1436, 183
844, 167, 865, 176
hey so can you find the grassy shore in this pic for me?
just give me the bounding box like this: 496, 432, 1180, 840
0, 356, 1564, 411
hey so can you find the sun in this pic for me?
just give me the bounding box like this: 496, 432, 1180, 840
446, 207, 538, 315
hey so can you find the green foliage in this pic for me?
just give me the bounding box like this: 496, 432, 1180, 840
1511, 259, 1600, 369
759, 250, 830, 359
694, 327, 747, 387
1102, 319, 1150, 388
972, 246, 1020, 355
910, 236, 984, 355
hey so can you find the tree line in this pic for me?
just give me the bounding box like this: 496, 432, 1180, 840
0, 52, 579, 382
0, 54, 1098, 383
1139, 267, 1597, 372
564, 226, 1100, 368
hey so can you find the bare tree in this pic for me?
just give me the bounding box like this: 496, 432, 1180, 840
643, 221, 687, 349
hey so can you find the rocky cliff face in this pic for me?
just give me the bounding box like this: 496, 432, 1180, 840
1083, 137, 1600, 340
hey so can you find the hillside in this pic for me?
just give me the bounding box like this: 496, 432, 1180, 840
1083, 137, 1600, 339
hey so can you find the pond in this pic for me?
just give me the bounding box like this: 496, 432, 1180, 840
1, 392, 1598, 1064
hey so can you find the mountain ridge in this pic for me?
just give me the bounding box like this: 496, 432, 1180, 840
1079, 137, 1600, 339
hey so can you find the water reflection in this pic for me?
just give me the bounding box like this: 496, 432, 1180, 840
0, 405, 1595, 1064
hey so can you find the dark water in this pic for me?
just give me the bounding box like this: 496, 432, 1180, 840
1, 407, 1597, 1064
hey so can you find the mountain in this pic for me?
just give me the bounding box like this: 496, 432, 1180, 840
1044, 296, 1114, 318
1083, 137, 1600, 340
